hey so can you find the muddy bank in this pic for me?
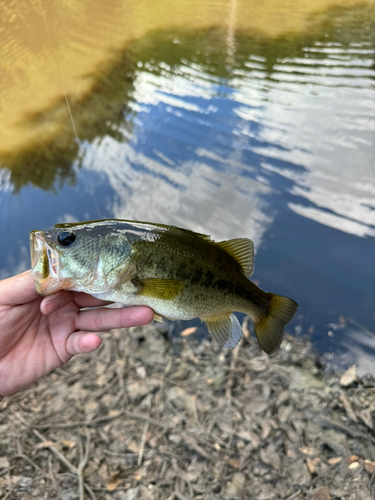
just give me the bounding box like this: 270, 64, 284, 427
0, 323, 375, 499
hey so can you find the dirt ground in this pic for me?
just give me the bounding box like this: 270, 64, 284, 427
1, 321, 375, 500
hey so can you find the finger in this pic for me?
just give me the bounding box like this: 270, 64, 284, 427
75, 306, 154, 332
0, 270, 38, 305
40, 290, 79, 315
74, 293, 113, 309
66, 331, 102, 356
41, 291, 113, 315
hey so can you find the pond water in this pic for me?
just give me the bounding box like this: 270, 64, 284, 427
1, 0, 374, 373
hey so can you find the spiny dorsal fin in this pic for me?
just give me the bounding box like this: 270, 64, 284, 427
203, 313, 243, 348
183, 229, 212, 241
217, 238, 254, 277
134, 278, 184, 301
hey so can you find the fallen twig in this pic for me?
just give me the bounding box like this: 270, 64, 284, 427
32, 410, 165, 431
78, 431, 91, 500
137, 421, 149, 466
12, 411, 95, 500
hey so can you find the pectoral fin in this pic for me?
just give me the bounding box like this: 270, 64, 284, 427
134, 278, 184, 301
203, 313, 243, 348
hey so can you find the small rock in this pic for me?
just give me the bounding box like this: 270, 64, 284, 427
310, 486, 331, 500
224, 472, 246, 499
16, 477, 33, 489
115, 488, 139, 500
60, 489, 77, 500
288, 459, 311, 486
361, 374, 375, 388
0, 456, 9, 468
168, 433, 182, 444
260, 444, 281, 470
136, 366, 147, 379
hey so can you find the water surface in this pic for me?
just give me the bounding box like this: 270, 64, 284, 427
1, 0, 374, 373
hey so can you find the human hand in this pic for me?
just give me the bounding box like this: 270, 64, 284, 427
0, 271, 154, 396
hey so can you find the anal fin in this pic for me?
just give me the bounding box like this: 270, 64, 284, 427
153, 313, 164, 323
203, 313, 243, 348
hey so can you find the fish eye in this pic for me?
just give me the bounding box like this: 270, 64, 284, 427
57, 231, 76, 247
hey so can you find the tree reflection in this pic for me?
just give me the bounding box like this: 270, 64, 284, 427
1, 3, 373, 192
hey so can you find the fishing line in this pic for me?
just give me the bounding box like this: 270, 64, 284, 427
37, 0, 101, 218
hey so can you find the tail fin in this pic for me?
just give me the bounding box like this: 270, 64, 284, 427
254, 294, 298, 354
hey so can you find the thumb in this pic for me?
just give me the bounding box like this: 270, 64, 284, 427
0, 271, 38, 306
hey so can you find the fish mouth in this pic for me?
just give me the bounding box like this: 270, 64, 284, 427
30, 230, 63, 296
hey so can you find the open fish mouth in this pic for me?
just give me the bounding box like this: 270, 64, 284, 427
29, 230, 63, 295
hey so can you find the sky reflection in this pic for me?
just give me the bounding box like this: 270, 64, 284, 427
0, 2, 374, 372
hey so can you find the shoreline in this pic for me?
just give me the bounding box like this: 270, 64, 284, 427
1, 324, 374, 499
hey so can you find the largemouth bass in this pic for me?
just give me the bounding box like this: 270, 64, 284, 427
30, 220, 298, 354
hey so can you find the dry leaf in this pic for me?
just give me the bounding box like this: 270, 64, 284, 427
327, 457, 342, 466
358, 409, 373, 429
300, 447, 317, 456
276, 390, 290, 407
181, 327, 198, 337
127, 441, 140, 453
339, 393, 357, 422
278, 404, 293, 423
62, 440, 76, 448
189, 356, 199, 364
260, 420, 271, 440
185, 469, 200, 482
107, 474, 122, 491
36, 441, 54, 449
349, 462, 359, 469
348, 455, 359, 464
134, 471, 142, 481
340, 365, 356, 387
108, 409, 121, 417
364, 460, 375, 474
229, 458, 239, 468
306, 457, 320, 474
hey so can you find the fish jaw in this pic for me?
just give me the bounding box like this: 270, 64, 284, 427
29, 230, 71, 296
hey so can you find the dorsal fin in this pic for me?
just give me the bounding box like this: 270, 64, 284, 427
183, 229, 212, 241
217, 238, 254, 277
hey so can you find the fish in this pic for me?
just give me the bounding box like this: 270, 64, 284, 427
30, 219, 298, 354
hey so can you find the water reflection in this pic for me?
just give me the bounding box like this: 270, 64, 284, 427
0, 1, 374, 371
1, 54, 136, 191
